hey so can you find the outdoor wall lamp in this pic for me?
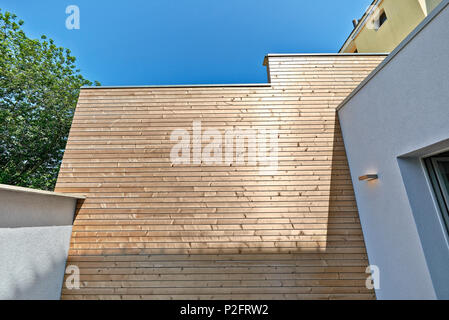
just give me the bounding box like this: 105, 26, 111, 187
358, 174, 378, 181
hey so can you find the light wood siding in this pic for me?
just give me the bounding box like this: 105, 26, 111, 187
55, 54, 385, 300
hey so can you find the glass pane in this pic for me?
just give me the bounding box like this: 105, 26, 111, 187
432, 158, 449, 233
436, 160, 449, 203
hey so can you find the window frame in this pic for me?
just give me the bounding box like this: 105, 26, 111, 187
379, 10, 388, 27
425, 156, 449, 235
374, 9, 388, 31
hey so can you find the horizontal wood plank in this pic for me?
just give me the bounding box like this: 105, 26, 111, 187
56, 55, 383, 300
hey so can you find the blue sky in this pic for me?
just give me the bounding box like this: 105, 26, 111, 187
1, 0, 373, 85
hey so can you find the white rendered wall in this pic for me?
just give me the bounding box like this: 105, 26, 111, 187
338, 1, 449, 299
0, 187, 79, 300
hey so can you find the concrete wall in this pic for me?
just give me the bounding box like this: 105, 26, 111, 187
338, 1, 449, 299
0, 185, 81, 300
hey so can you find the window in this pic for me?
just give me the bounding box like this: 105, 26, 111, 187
425, 152, 449, 234
374, 10, 388, 30
379, 10, 388, 27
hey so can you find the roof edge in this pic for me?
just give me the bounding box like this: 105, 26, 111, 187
81, 83, 272, 89
265, 53, 389, 57
263, 52, 389, 66
337, 0, 449, 112
0, 184, 86, 200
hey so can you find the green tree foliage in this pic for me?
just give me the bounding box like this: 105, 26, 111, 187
0, 10, 99, 190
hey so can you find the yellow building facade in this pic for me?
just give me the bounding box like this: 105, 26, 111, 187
340, 0, 442, 53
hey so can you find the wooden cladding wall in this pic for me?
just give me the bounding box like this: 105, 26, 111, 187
55, 54, 385, 300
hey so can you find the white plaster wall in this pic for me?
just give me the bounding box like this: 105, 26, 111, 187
0, 190, 77, 227
338, 1, 449, 299
0, 188, 78, 300
0, 226, 73, 300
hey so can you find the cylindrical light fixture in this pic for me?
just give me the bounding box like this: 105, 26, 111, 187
358, 174, 378, 181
